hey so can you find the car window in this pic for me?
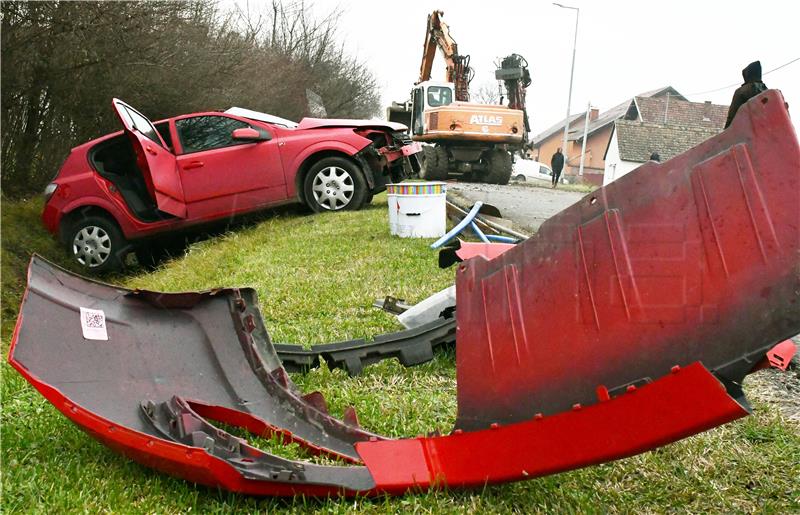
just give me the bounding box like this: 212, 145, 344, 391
427, 86, 453, 107
125, 106, 163, 147
176, 115, 250, 153
154, 122, 173, 151
542, 165, 553, 176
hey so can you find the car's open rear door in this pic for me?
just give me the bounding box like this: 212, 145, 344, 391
112, 98, 186, 218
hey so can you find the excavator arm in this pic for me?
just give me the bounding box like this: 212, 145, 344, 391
417, 10, 473, 101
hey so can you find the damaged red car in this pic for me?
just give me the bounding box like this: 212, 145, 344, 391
42, 99, 421, 272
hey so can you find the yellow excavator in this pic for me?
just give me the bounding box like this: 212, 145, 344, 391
387, 10, 531, 184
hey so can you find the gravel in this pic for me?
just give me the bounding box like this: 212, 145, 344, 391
447, 182, 586, 232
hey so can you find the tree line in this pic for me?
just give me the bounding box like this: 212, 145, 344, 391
1, 1, 381, 198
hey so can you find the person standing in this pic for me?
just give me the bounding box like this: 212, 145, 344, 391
725, 61, 768, 128
551, 148, 565, 188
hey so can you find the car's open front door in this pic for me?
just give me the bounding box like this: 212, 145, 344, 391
111, 98, 186, 218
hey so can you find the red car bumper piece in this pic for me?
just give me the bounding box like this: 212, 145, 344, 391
455, 241, 516, 261
454, 89, 800, 430
8, 91, 798, 496
357, 363, 747, 493
767, 339, 797, 371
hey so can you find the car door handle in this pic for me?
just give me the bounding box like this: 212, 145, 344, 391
145, 145, 158, 156
183, 161, 204, 170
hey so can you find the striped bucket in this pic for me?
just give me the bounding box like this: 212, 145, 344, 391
386, 181, 447, 238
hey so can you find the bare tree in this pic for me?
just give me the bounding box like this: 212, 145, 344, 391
1, 0, 381, 197
471, 81, 502, 105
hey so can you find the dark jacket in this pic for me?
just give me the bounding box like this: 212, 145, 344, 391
725, 61, 768, 128
551, 151, 565, 173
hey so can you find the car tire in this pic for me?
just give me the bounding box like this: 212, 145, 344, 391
304, 157, 368, 212
419, 145, 449, 181
515, 174, 526, 182
485, 149, 513, 185
65, 215, 127, 273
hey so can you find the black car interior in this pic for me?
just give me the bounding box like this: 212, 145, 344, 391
90, 135, 164, 222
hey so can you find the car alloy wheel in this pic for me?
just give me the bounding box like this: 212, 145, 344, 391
311, 166, 355, 210
72, 225, 112, 267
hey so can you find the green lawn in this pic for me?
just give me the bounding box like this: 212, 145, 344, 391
2, 195, 798, 513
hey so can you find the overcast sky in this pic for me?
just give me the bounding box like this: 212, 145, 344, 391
234, 0, 799, 133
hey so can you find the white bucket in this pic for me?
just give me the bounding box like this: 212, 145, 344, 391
387, 182, 447, 238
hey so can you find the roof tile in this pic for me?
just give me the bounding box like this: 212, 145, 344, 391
615, 120, 722, 162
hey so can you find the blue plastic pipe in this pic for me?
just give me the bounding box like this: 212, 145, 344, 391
430, 201, 483, 249
470, 221, 490, 243
486, 234, 518, 243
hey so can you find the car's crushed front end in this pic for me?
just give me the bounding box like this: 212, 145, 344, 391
352, 128, 422, 190
296, 118, 422, 190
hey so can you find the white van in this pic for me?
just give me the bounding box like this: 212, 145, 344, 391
512, 159, 568, 184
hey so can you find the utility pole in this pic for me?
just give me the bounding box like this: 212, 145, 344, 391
554, 3, 580, 171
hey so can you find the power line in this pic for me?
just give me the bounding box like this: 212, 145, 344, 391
687, 56, 800, 96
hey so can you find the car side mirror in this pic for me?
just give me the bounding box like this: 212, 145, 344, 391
232, 127, 272, 142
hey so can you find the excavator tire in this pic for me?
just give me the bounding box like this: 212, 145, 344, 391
420, 145, 450, 181
485, 149, 513, 185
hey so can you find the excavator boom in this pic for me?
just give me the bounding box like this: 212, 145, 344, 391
417, 10, 473, 101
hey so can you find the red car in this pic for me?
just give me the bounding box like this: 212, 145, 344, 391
42, 99, 421, 272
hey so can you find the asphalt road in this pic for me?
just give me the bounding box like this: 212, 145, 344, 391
447, 182, 586, 233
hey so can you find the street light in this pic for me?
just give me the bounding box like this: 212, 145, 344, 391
553, 2, 579, 174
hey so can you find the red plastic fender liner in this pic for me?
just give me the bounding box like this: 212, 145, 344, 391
454, 90, 800, 431
355, 362, 748, 492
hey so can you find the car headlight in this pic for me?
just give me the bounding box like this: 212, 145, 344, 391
43, 182, 58, 201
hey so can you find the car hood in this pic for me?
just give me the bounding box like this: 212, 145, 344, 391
297, 118, 408, 132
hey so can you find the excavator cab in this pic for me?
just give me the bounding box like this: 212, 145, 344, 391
425, 85, 453, 107
410, 81, 456, 136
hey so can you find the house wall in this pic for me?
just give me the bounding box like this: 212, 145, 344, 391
533, 121, 613, 185
603, 129, 642, 184
567, 124, 614, 180
532, 131, 577, 168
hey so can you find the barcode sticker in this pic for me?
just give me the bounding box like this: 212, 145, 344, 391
80, 307, 108, 341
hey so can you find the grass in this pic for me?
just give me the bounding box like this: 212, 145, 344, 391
2, 195, 799, 513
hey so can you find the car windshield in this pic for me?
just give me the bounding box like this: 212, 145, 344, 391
427, 86, 453, 107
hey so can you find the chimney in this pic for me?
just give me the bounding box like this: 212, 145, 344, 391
703, 100, 712, 122
589, 108, 599, 121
